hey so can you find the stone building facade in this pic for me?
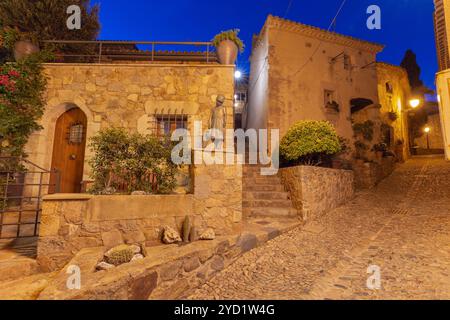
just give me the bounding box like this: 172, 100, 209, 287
245, 15, 384, 144
26, 63, 235, 186
376, 62, 412, 161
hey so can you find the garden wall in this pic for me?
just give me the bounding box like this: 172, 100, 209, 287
353, 156, 396, 189
37, 160, 242, 272
279, 166, 354, 221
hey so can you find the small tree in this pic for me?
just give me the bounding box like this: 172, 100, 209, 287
280, 120, 341, 166
0, 0, 99, 43
88, 128, 179, 195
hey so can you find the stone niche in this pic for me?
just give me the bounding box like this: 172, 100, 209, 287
279, 166, 354, 221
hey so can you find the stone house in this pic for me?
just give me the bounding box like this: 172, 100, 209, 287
25, 45, 236, 193
245, 15, 384, 145
376, 62, 412, 161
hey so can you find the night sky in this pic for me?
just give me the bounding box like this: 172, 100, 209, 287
94, 0, 437, 90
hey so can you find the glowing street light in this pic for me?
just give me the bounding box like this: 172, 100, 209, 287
409, 99, 420, 109
234, 70, 242, 79
424, 126, 431, 149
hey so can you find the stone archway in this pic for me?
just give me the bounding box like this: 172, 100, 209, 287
25, 100, 99, 193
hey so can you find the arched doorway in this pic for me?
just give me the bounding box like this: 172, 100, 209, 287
49, 107, 87, 193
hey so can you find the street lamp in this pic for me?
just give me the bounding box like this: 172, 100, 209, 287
409, 99, 420, 109
424, 126, 431, 149
234, 70, 242, 79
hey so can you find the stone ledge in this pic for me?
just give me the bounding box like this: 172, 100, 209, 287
43, 63, 236, 68
35, 218, 301, 300
43, 193, 94, 201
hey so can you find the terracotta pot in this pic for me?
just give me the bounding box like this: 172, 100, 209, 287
332, 159, 342, 169
13, 41, 40, 61
216, 40, 238, 65
375, 151, 383, 162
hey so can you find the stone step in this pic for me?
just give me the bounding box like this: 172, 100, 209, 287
243, 191, 290, 200
243, 184, 286, 192
243, 207, 299, 218
243, 199, 294, 208
243, 177, 282, 185
243, 171, 281, 178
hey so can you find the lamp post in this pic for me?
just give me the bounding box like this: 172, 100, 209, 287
424, 126, 431, 150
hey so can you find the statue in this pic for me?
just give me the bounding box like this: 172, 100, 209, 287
208, 95, 227, 141
209, 95, 227, 131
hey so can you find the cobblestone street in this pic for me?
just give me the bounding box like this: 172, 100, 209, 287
189, 156, 450, 300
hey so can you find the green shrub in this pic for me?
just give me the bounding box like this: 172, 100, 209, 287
212, 29, 244, 52
88, 128, 179, 195
280, 120, 341, 165
353, 120, 374, 141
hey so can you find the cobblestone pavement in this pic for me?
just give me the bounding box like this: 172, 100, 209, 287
188, 156, 450, 300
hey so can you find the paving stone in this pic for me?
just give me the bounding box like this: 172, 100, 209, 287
188, 156, 450, 300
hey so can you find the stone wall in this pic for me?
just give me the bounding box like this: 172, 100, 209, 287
353, 156, 396, 189
25, 63, 235, 181
37, 160, 242, 272
415, 113, 445, 150
279, 166, 354, 221
36, 218, 300, 300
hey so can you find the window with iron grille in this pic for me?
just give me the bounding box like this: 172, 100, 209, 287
67, 123, 84, 144
155, 115, 188, 137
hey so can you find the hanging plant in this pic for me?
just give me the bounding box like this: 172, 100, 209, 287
388, 111, 398, 121
353, 120, 374, 141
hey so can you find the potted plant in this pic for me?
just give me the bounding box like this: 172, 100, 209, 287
388, 111, 398, 121
372, 143, 388, 163
1, 27, 39, 61
212, 29, 244, 65
354, 141, 368, 165
325, 101, 340, 113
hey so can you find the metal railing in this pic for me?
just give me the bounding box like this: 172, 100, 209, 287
40, 40, 217, 64
0, 157, 60, 239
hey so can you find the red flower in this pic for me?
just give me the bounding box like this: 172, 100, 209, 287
0, 75, 9, 85
8, 70, 20, 78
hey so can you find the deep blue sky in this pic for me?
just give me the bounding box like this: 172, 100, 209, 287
94, 0, 437, 89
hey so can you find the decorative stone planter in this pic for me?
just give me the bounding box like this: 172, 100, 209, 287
216, 40, 238, 65
13, 41, 39, 61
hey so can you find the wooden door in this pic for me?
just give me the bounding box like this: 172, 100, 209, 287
49, 108, 87, 193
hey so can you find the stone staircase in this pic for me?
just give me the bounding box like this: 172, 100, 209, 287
243, 165, 299, 218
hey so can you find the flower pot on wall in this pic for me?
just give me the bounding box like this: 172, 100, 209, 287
216, 40, 238, 65
332, 159, 342, 169
13, 41, 40, 61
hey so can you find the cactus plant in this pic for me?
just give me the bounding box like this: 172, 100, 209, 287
104, 245, 134, 266
182, 215, 191, 243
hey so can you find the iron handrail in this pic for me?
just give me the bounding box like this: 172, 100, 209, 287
40, 40, 215, 64
0, 156, 52, 173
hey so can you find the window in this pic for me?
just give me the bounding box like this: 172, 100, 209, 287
67, 123, 84, 145
385, 82, 393, 94
344, 54, 351, 70
235, 92, 247, 102
324, 90, 335, 105
155, 115, 187, 137
324, 89, 339, 113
